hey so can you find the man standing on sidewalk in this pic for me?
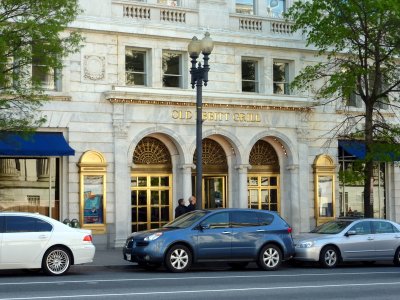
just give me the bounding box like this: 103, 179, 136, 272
174, 198, 187, 218
187, 195, 196, 212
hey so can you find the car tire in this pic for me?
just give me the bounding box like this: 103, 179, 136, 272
42, 247, 71, 276
165, 244, 192, 273
319, 246, 339, 268
228, 262, 249, 270
257, 244, 282, 271
393, 247, 400, 266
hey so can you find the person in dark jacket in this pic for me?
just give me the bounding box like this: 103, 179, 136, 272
186, 195, 196, 212
174, 198, 187, 218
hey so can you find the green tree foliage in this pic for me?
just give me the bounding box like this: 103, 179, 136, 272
286, 0, 400, 217
0, 0, 82, 132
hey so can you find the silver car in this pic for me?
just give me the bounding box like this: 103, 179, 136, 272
293, 218, 400, 268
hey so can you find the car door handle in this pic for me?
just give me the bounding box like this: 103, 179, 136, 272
256, 229, 267, 232
222, 231, 232, 234
38, 235, 49, 239
367, 237, 374, 240
395, 236, 400, 239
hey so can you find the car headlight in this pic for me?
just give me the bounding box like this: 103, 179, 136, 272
296, 241, 314, 248
144, 232, 163, 241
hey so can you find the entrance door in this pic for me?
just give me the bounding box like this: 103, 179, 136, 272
204, 177, 226, 209
131, 175, 172, 232
248, 175, 280, 212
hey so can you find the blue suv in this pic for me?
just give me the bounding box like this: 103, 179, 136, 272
123, 208, 294, 272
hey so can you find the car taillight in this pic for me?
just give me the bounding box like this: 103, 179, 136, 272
83, 235, 93, 242
287, 227, 292, 234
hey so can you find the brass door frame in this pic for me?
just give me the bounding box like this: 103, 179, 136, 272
130, 173, 172, 231
247, 173, 280, 213
192, 174, 228, 209
203, 176, 226, 209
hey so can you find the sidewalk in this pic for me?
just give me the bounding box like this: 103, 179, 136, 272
87, 248, 132, 267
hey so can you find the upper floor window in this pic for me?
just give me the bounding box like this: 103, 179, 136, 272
345, 91, 363, 108
158, 0, 180, 6
32, 54, 56, 91
242, 58, 259, 93
236, 0, 254, 15
267, 0, 285, 18
273, 61, 290, 95
125, 48, 147, 86
162, 51, 182, 88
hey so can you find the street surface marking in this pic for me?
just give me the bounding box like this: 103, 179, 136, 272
0, 270, 399, 286
1, 281, 400, 299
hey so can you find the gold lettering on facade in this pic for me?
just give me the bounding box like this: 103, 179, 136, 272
172, 110, 261, 123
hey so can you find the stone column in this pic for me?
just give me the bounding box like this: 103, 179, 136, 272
0, 159, 19, 180
287, 164, 301, 234
235, 164, 251, 208
37, 158, 50, 182
180, 164, 194, 206
113, 118, 131, 248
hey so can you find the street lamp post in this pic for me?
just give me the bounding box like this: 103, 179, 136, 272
188, 32, 214, 210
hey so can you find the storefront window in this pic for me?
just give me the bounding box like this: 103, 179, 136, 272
78, 150, 107, 234
338, 147, 386, 218
313, 155, 335, 226
0, 158, 60, 219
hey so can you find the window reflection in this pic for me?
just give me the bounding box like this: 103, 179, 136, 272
236, 0, 254, 15
0, 158, 60, 219
267, 0, 285, 18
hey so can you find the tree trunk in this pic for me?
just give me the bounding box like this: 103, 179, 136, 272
363, 160, 374, 217
363, 104, 374, 218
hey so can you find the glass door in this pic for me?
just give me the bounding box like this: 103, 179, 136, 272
131, 174, 172, 232
248, 174, 280, 212
204, 176, 226, 209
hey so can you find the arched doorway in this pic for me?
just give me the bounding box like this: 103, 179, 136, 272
193, 138, 228, 209
248, 140, 280, 212
131, 137, 172, 232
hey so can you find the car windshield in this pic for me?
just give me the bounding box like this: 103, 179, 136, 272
163, 211, 209, 229
310, 220, 353, 234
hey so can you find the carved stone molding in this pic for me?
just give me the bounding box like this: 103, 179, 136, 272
113, 120, 129, 139
83, 55, 106, 81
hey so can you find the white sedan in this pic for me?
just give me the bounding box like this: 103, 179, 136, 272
0, 212, 95, 275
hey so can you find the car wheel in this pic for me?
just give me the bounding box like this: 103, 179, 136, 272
165, 244, 192, 273
228, 262, 249, 270
42, 247, 71, 276
393, 247, 400, 266
257, 244, 282, 271
319, 246, 339, 268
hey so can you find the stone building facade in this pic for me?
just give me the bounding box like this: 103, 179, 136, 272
1, 0, 399, 248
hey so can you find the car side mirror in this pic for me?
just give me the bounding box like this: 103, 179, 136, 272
345, 230, 357, 236
200, 223, 210, 230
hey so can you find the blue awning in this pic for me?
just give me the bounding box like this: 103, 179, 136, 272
0, 132, 75, 156
339, 140, 400, 161
338, 140, 366, 159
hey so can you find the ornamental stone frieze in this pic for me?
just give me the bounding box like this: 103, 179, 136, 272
83, 55, 106, 81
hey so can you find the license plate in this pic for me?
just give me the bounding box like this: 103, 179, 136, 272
126, 254, 131, 261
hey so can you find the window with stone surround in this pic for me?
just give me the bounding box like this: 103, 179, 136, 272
267, 0, 286, 18
242, 58, 259, 93
158, 0, 180, 6
236, 0, 254, 15
273, 60, 291, 95
125, 48, 147, 86
32, 49, 58, 91
162, 51, 182, 88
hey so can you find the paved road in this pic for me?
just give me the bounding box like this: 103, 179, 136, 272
1, 263, 400, 300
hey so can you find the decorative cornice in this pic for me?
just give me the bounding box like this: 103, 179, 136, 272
48, 95, 72, 101
108, 98, 312, 112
